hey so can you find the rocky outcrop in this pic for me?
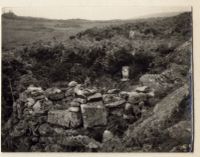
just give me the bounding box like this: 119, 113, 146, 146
153, 85, 189, 115
166, 120, 192, 144
124, 85, 190, 148
139, 74, 174, 97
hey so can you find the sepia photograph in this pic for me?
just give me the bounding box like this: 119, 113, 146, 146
1, 4, 193, 152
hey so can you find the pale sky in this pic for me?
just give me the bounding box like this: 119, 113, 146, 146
3, 6, 191, 20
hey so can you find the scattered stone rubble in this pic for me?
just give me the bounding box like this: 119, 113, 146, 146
2, 78, 192, 152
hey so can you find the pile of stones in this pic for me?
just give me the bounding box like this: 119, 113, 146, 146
2, 80, 156, 152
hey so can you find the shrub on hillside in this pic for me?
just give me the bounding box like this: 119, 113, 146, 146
2, 55, 28, 123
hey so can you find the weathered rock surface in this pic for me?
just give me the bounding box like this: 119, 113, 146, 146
9, 120, 28, 138
153, 85, 189, 114
166, 120, 192, 143
45, 87, 61, 94
135, 86, 150, 93
19, 92, 28, 102
139, 74, 173, 96
105, 99, 126, 108
38, 123, 52, 136
110, 107, 124, 116
74, 85, 86, 98
124, 103, 132, 114
57, 135, 101, 149
70, 101, 81, 107
81, 104, 107, 128
128, 92, 147, 104
87, 93, 102, 102
26, 98, 35, 107
69, 106, 80, 112
87, 100, 103, 106
44, 144, 64, 152
103, 130, 114, 142
68, 81, 78, 87
27, 86, 43, 92
103, 94, 121, 104
32, 101, 42, 113
84, 88, 98, 96
124, 85, 189, 144
107, 89, 120, 94
73, 98, 86, 104
170, 144, 192, 152
47, 110, 81, 128
65, 88, 74, 97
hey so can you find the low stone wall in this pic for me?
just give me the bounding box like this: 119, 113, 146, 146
2, 79, 191, 152
2, 80, 155, 152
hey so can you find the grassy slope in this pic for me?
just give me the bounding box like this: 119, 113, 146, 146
2, 11, 184, 51
2, 16, 128, 51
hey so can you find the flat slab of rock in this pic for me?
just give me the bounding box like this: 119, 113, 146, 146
68, 81, 78, 87
47, 110, 81, 128
73, 98, 86, 104
87, 93, 102, 102
105, 99, 126, 108
135, 86, 150, 93
107, 89, 120, 94
81, 104, 107, 128
68, 106, 80, 112
103, 94, 121, 104
84, 88, 98, 96
27, 86, 43, 95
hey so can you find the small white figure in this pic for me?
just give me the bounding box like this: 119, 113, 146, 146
121, 66, 130, 81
